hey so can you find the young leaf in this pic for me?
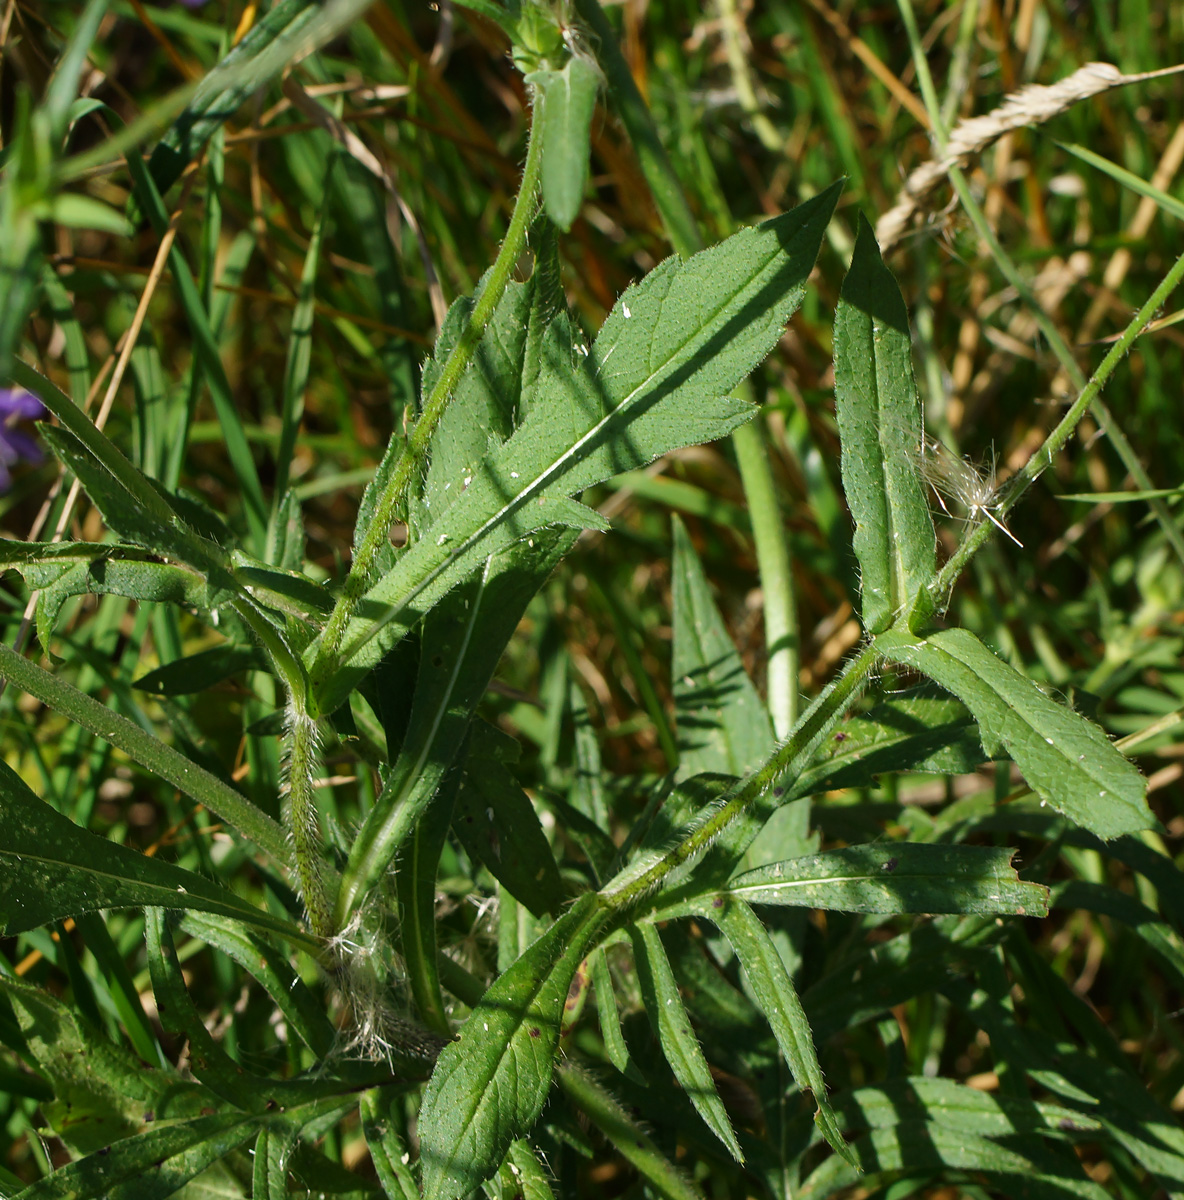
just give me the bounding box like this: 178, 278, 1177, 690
495, 1139, 557, 1200
312, 184, 842, 702
418, 894, 605, 1200
671, 516, 775, 779
528, 55, 601, 231
659, 844, 1049, 919
361, 1088, 420, 1200
875, 627, 1151, 839
628, 922, 744, 1162
833, 215, 935, 633
0, 757, 308, 944
252, 1122, 301, 1200
702, 896, 854, 1165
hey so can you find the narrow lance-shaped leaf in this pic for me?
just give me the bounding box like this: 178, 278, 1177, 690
672, 515, 775, 779
703, 896, 855, 1165
589, 947, 645, 1083
628, 922, 744, 1163
655, 844, 1049, 919
833, 215, 935, 633
0, 744, 302, 940
418, 895, 605, 1200
310, 183, 842, 706
876, 626, 1151, 840
135, 0, 319, 207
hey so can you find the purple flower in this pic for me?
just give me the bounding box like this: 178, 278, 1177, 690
0, 388, 45, 491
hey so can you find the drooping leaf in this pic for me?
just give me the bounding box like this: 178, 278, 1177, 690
702, 896, 853, 1164
178, 913, 336, 1058
418, 894, 605, 1200
875, 626, 1151, 839
671, 516, 775, 779
311, 184, 842, 702
134, 644, 268, 695
40, 424, 229, 576
0, 757, 308, 944
0, 976, 188, 1157
628, 922, 744, 1162
13, 1111, 262, 1200
655, 843, 1048, 919
800, 1120, 1109, 1200
528, 55, 601, 231
833, 215, 935, 633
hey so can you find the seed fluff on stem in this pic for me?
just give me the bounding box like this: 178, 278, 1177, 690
915, 435, 1023, 548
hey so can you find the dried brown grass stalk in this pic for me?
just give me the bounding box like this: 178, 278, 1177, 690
877, 62, 1184, 252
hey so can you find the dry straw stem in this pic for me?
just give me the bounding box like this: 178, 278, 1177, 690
877, 62, 1184, 252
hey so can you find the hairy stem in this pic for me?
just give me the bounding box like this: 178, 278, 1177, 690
310, 106, 545, 706
932, 246, 1184, 596
285, 700, 333, 940
896, 0, 1184, 577
601, 643, 878, 914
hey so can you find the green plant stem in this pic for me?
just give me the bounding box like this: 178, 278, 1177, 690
310, 109, 544, 707
896, 0, 1184, 571
601, 642, 878, 914
733, 416, 799, 735
932, 245, 1184, 598
284, 702, 332, 939
575, 0, 800, 738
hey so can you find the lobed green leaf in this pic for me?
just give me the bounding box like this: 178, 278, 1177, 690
0, 756, 306, 943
